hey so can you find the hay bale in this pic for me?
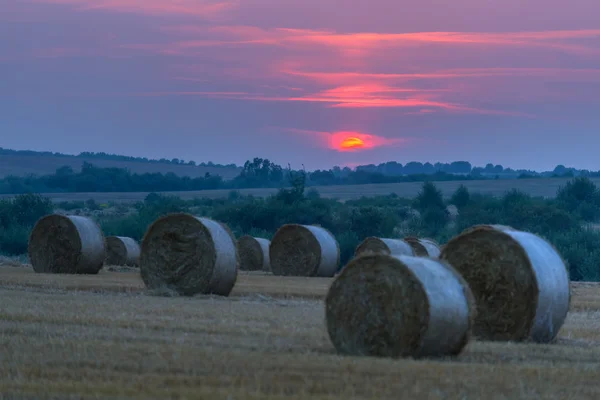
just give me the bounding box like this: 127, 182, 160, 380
28, 214, 106, 274
269, 224, 339, 277
139, 213, 239, 296
355, 237, 414, 257
404, 237, 441, 258
105, 236, 140, 266
440, 224, 570, 342
237, 235, 270, 271
325, 253, 475, 358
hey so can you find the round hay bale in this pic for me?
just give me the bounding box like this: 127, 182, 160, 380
237, 235, 270, 271
355, 237, 414, 257
325, 253, 475, 359
218, 221, 236, 242
269, 224, 339, 277
28, 214, 106, 274
105, 236, 140, 266
440, 225, 570, 342
404, 237, 441, 258
139, 213, 239, 296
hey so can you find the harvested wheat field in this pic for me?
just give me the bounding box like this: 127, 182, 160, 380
2, 267, 600, 399
3, 177, 594, 203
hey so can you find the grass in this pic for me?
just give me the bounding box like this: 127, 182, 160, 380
2, 266, 600, 398
0, 153, 241, 179
0, 177, 594, 203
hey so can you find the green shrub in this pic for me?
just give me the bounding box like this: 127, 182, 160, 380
2, 178, 600, 281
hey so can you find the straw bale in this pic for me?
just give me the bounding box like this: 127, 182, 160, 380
269, 224, 339, 277
325, 253, 474, 358
28, 214, 106, 274
237, 235, 270, 271
139, 213, 239, 296
440, 224, 570, 342
404, 237, 441, 258
355, 237, 414, 257
105, 236, 140, 266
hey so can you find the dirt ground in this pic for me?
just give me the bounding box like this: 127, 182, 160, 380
1, 267, 600, 399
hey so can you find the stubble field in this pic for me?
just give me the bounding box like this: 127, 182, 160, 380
0, 177, 593, 203
2, 266, 600, 399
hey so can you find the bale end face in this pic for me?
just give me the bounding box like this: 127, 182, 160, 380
28, 214, 105, 274
440, 225, 570, 343
237, 235, 270, 271
325, 253, 473, 359
139, 214, 238, 296
355, 237, 414, 258
269, 224, 339, 277
404, 237, 441, 258
105, 236, 140, 267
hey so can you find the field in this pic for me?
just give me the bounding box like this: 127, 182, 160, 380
0, 153, 242, 179
2, 177, 595, 203
2, 266, 600, 399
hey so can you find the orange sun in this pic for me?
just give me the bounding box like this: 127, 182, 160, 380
339, 136, 365, 150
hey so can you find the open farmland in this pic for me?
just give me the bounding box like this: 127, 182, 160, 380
0, 153, 242, 179
0, 177, 593, 203
2, 266, 600, 399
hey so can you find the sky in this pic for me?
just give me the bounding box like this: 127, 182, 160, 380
2, 0, 600, 171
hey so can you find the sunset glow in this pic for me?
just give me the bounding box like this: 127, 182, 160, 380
340, 137, 365, 150
327, 131, 406, 152
3, 0, 600, 170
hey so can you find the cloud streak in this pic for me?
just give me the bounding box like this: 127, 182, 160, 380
4, 0, 600, 170
30, 0, 237, 18
157, 25, 600, 56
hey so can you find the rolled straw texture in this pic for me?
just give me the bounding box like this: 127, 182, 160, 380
105, 236, 140, 266
440, 224, 570, 342
139, 213, 239, 296
325, 253, 474, 358
28, 214, 106, 274
355, 237, 414, 257
269, 224, 339, 277
404, 237, 441, 258
237, 235, 270, 271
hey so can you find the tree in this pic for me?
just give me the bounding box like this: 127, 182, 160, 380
450, 185, 470, 209
414, 182, 446, 212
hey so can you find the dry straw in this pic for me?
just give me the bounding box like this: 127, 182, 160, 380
440, 224, 570, 343
28, 214, 106, 274
139, 213, 239, 296
237, 235, 270, 271
105, 236, 140, 266
404, 237, 441, 258
269, 224, 339, 277
355, 237, 414, 257
325, 253, 475, 358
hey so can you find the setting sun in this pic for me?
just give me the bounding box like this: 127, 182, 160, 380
340, 137, 365, 149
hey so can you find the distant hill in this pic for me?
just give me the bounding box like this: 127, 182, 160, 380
0, 148, 242, 180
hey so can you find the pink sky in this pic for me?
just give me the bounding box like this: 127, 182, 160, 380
2, 0, 600, 170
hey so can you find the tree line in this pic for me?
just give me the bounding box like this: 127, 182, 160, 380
2, 156, 593, 195
2, 176, 600, 282
2, 147, 595, 179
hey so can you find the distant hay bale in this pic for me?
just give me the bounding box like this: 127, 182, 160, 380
440, 224, 570, 343
237, 235, 270, 271
139, 213, 239, 296
355, 237, 414, 257
404, 237, 441, 258
446, 204, 459, 221
269, 224, 339, 277
105, 236, 140, 266
28, 214, 106, 274
326, 253, 475, 358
